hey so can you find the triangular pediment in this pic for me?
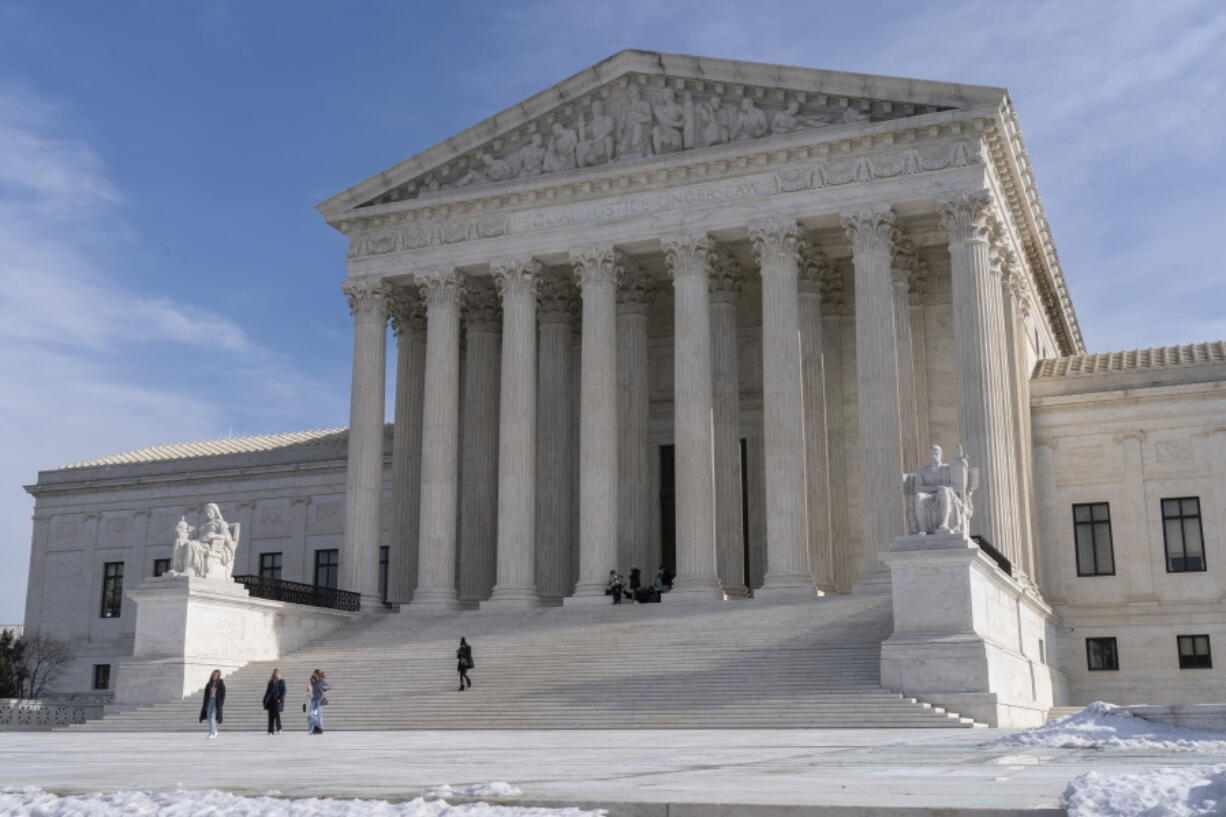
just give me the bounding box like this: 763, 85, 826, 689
317, 50, 1005, 220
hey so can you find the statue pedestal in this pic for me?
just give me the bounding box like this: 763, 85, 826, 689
113, 576, 357, 707
879, 533, 1067, 727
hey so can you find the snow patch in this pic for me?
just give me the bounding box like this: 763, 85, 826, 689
984, 702, 1226, 751
425, 782, 525, 798
1065, 765, 1226, 817
0, 787, 598, 817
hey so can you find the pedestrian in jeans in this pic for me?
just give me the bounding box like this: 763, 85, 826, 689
199, 669, 225, 740
306, 669, 330, 734
457, 637, 474, 691
263, 668, 286, 734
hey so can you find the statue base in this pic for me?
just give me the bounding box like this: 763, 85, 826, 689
113, 575, 357, 707
878, 533, 1067, 727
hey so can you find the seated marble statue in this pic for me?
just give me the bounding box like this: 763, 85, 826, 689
902, 444, 977, 536
169, 503, 241, 579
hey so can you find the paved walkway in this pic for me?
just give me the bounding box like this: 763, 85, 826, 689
3, 729, 1224, 815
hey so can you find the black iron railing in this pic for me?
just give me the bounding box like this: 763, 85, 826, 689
971, 536, 1013, 577
233, 575, 361, 612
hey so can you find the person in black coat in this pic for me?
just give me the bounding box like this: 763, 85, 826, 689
456, 637, 473, 691
262, 668, 286, 734
199, 669, 225, 739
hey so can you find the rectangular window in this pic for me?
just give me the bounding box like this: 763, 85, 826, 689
1086, 637, 1119, 671
1163, 498, 1206, 573
314, 549, 339, 589
100, 562, 124, 618
152, 558, 170, 578
1073, 503, 1115, 576
92, 664, 111, 690
259, 552, 283, 580
1178, 635, 1212, 669
378, 545, 389, 602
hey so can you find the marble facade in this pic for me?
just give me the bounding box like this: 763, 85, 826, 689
20, 53, 1226, 718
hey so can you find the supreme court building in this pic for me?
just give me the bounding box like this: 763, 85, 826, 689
22, 52, 1226, 725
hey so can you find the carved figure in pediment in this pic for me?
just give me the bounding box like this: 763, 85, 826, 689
839, 107, 870, 125
651, 88, 685, 155
771, 98, 826, 135
617, 84, 654, 159
516, 133, 546, 178
691, 93, 728, 148
903, 444, 978, 536
730, 98, 769, 141
576, 100, 615, 168
543, 122, 578, 173
457, 152, 513, 187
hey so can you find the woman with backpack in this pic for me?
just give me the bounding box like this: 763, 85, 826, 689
456, 638, 474, 691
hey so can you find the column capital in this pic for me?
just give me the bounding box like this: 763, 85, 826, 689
798, 248, 833, 295
537, 271, 580, 326
840, 207, 897, 257
387, 285, 427, 339
341, 278, 391, 321
570, 246, 623, 292
748, 219, 806, 270
415, 269, 465, 312
463, 287, 502, 333
491, 257, 542, 303
937, 190, 995, 244
708, 244, 744, 305
661, 234, 713, 282
617, 262, 656, 315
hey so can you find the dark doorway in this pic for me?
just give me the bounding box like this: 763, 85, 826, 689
659, 444, 676, 575
740, 437, 752, 594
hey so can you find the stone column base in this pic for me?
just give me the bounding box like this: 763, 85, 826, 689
667, 579, 724, 601
482, 585, 540, 609
756, 572, 821, 600
410, 588, 462, 610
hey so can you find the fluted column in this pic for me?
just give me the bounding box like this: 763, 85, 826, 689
799, 251, 835, 593
387, 287, 427, 604
1002, 260, 1037, 579
536, 273, 579, 603
340, 278, 389, 601
458, 288, 500, 605
617, 264, 655, 578
413, 270, 464, 609
567, 246, 620, 602
892, 239, 921, 473
662, 235, 721, 598
487, 258, 541, 608
708, 247, 747, 598
749, 220, 815, 597
939, 192, 1013, 560
841, 208, 903, 586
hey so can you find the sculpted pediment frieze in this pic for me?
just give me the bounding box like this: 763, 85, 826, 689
358, 73, 953, 208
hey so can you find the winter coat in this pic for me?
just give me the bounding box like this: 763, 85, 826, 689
457, 644, 474, 671
263, 678, 287, 712
309, 677, 331, 702
199, 679, 226, 723
629, 568, 642, 590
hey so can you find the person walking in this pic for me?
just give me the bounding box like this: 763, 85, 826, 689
306, 669, 330, 734
263, 668, 286, 734
199, 669, 225, 739
456, 637, 474, 691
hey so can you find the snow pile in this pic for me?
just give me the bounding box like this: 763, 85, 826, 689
0, 787, 600, 817
1065, 765, 1226, 817
985, 702, 1226, 751
425, 782, 525, 798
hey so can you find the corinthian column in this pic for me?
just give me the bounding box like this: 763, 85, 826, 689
567, 246, 620, 603
617, 264, 655, 579
487, 258, 541, 608
662, 235, 721, 599
841, 208, 903, 587
536, 273, 578, 603
458, 287, 500, 605
892, 239, 921, 473
709, 247, 747, 598
413, 270, 464, 609
387, 286, 426, 604
340, 278, 389, 602
748, 220, 814, 597
799, 251, 834, 593
939, 191, 1012, 560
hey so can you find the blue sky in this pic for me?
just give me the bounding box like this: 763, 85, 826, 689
2, 0, 1223, 623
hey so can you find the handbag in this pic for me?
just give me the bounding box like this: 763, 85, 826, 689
321, 697, 329, 706
302, 703, 307, 713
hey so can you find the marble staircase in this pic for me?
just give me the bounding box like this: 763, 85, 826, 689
67, 594, 980, 731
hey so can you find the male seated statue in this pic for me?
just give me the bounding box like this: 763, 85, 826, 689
902, 444, 977, 535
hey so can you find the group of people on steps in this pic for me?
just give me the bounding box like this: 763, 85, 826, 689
607, 565, 674, 604
198, 639, 472, 737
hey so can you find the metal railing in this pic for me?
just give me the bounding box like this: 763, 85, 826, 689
970, 536, 1013, 577
233, 575, 361, 612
